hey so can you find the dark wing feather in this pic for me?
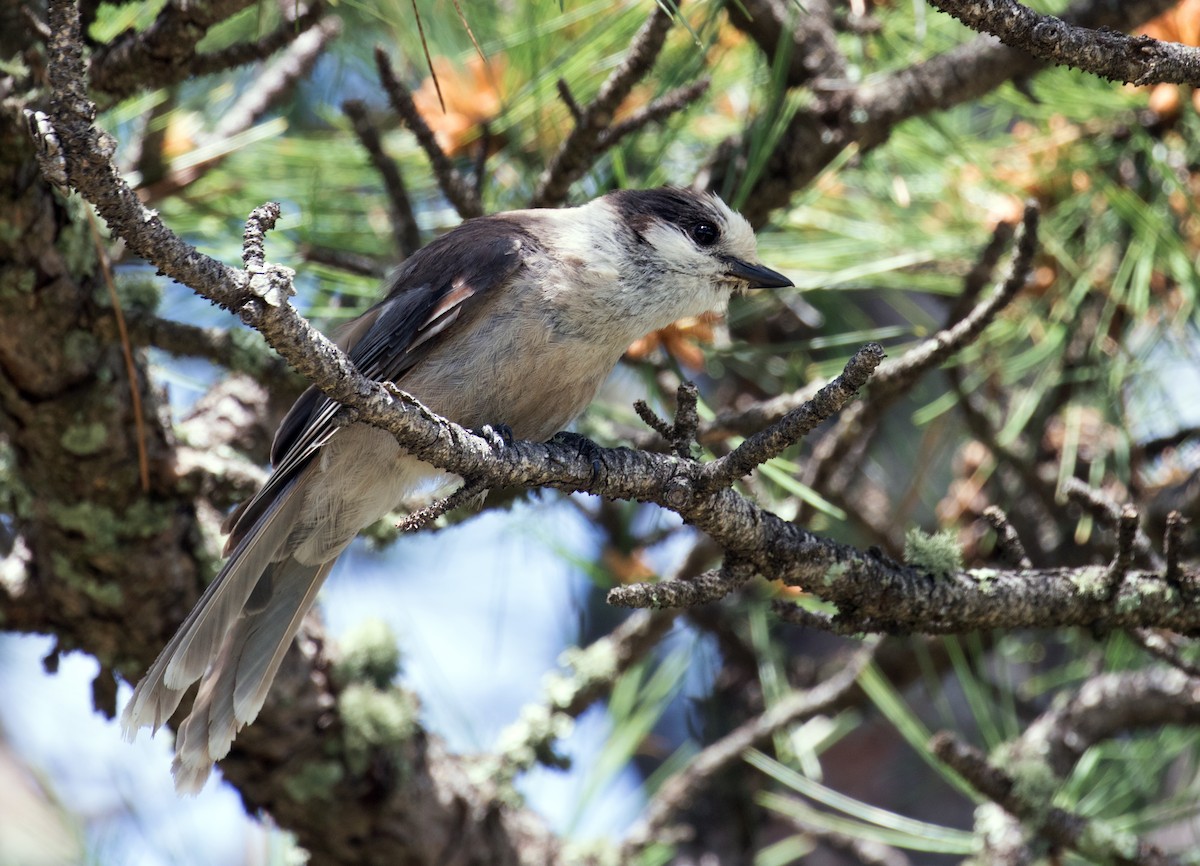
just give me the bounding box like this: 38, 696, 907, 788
224, 215, 539, 551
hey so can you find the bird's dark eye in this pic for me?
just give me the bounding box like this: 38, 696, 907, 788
689, 222, 719, 247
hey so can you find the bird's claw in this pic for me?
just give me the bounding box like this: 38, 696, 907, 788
551, 431, 603, 488
476, 423, 515, 449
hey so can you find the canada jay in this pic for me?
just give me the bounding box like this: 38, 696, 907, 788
121, 186, 792, 791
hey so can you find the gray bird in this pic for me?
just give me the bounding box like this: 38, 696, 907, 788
121, 186, 793, 791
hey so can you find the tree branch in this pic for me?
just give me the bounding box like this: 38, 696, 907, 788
374, 47, 483, 219
924, 0, 1200, 86
933, 730, 1183, 866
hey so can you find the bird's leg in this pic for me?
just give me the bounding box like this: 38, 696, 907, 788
550, 430, 603, 489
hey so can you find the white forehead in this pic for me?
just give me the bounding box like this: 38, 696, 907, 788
707, 192, 758, 259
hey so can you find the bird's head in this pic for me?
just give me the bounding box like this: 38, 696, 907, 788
607, 186, 792, 291
533, 186, 792, 343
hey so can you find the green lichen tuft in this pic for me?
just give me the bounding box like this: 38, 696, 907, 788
556, 641, 618, 697
493, 703, 573, 774
49, 499, 171, 547
105, 276, 162, 313
334, 618, 402, 688
60, 421, 109, 456
1069, 565, 1109, 600
52, 550, 123, 606
972, 802, 1014, 849
562, 839, 620, 866
1115, 577, 1169, 615
903, 528, 963, 580
0, 268, 36, 296
992, 742, 1059, 809
822, 561, 849, 586
337, 683, 420, 776
280, 759, 344, 803
968, 568, 1000, 594
1077, 820, 1139, 862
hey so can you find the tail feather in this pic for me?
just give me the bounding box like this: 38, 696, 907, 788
120, 477, 304, 738
170, 557, 335, 793
232, 558, 335, 724
123, 425, 435, 792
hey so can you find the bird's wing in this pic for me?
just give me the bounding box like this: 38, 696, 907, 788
222, 214, 540, 551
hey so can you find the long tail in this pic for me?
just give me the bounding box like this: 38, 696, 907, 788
170, 556, 335, 792
120, 475, 335, 792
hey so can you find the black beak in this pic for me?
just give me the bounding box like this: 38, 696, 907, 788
723, 256, 793, 289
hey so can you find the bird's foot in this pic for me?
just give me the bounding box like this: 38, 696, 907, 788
475, 423, 515, 449
551, 431, 603, 489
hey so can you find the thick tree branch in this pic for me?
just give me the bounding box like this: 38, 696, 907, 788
925, 0, 1200, 86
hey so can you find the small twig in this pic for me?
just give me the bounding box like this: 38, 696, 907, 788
633, 400, 674, 440
1131, 629, 1200, 679
91, 2, 331, 100
343, 99, 422, 257
1062, 478, 1165, 571
1109, 505, 1140, 599
634, 380, 701, 460
1164, 510, 1187, 593
945, 219, 1016, 326
300, 245, 388, 279
607, 561, 756, 609
872, 203, 1039, 396
683, 203, 1038, 457
982, 506, 1032, 569
473, 122, 491, 202
531, 1, 678, 207
243, 202, 280, 269
556, 78, 584, 123
374, 47, 482, 219
699, 342, 884, 492
397, 479, 489, 532
89, 0, 257, 96
594, 77, 711, 151
189, 4, 332, 80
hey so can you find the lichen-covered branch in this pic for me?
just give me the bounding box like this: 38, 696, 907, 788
924, 0, 1200, 86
